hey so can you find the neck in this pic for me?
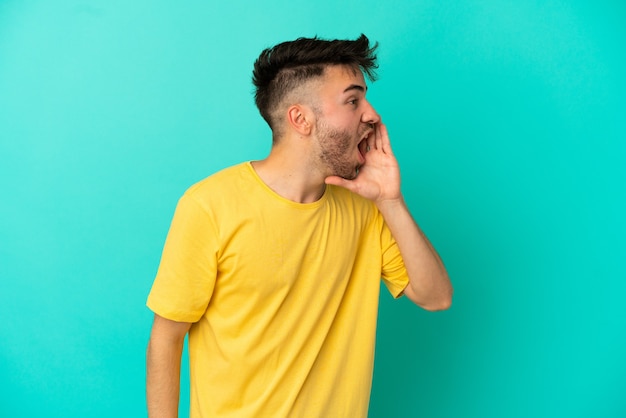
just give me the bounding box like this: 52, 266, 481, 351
251, 140, 327, 204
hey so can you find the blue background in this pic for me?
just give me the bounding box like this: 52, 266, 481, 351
1, 1, 624, 416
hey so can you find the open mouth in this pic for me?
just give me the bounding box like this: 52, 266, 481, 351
357, 130, 372, 163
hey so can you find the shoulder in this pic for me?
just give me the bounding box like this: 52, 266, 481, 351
183, 162, 255, 200
187, 162, 248, 191
170, 163, 255, 217
326, 185, 379, 218
327, 184, 373, 204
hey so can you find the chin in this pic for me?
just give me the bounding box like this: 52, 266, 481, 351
336, 167, 359, 180
325, 159, 360, 180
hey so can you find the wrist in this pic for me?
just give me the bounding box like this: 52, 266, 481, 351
375, 195, 406, 214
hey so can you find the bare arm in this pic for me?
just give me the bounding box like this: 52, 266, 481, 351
146, 314, 192, 418
326, 122, 452, 310
376, 196, 452, 310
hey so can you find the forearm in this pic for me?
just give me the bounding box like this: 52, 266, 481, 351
377, 196, 452, 311
146, 317, 190, 418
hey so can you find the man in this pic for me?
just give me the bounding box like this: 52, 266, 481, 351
146, 34, 452, 418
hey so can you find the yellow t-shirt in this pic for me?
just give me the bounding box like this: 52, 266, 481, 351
147, 162, 409, 418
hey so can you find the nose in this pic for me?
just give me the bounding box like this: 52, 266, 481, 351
361, 99, 380, 125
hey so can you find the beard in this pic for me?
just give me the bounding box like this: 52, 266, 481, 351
315, 119, 369, 180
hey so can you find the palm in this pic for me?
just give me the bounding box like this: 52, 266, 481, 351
326, 123, 402, 203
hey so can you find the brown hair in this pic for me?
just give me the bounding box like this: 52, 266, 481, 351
252, 34, 379, 136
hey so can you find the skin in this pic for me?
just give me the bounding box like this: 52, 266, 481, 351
147, 315, 190, 417
146, 64, 453, 417
311, 67, 377, 181
314, 108, 372, 180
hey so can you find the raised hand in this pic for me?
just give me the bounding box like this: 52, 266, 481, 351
325, 122, 402, 204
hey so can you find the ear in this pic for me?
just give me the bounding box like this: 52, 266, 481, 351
287, 105, 314, 136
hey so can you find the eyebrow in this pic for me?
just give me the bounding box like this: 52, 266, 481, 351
343, 84, 367, 93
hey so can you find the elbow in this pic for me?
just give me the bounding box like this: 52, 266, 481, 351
432, 282, 454, 311
406, 281, 453, 311
421, 293, 452, 311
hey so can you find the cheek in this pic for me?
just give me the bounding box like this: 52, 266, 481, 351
338, 132, 355, 155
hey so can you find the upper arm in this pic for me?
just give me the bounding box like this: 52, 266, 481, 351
147, 194, 219, 323
401, 282, 421, 306
149, 313, 192, 345
401, 278, 453, 311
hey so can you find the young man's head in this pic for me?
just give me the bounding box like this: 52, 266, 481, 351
252, 34, 379, 142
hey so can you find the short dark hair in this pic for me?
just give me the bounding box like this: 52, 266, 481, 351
252, 34, 379, 135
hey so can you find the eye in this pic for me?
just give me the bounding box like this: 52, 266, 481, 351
347, 99, 359, 106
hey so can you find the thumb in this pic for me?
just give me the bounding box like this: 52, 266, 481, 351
325, 175, 356, 192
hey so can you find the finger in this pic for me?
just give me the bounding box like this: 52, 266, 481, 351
366, 124, 376, 152
379, 123, 393, 155
375, 123, 383, 152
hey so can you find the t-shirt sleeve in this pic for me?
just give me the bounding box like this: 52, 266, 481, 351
146, 193, 219, 322
379, 216, 410, 299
